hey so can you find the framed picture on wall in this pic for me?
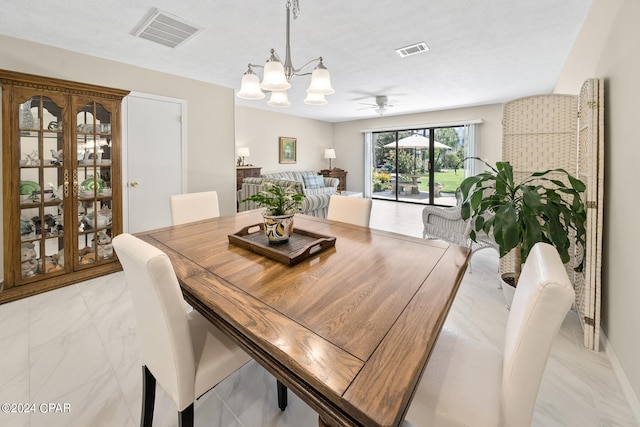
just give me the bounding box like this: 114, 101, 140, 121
279, 137, 297, 164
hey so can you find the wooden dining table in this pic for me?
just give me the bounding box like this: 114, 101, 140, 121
137, 210, 470, 427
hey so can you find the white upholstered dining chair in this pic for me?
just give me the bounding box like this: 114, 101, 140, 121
113, 233, 252, 427
170, 191, 220, 225
403, 242, 575, 427
327, 194, 373, 227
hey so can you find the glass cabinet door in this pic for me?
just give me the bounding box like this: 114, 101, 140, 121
74, 100, 114, 267
17, 92, 67, 280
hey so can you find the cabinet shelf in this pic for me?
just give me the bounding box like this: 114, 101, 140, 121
21, 232, 65, 242
19, 201, 63, 208
78, 228, 112, 236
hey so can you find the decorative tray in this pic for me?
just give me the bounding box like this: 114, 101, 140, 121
228, 223, 336, 266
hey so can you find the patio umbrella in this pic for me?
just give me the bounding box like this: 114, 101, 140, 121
384, 134, 449, 172
384, 134, 450, 150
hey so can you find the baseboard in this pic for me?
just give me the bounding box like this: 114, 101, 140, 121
600, 331, 640, 424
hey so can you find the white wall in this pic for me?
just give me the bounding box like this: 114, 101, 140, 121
235, 105, 334, 174
332, 104, 504, 192
555, 0, 640, 408
0, 34, 237, 214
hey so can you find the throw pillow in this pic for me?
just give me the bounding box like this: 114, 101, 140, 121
303, 175, 324, 189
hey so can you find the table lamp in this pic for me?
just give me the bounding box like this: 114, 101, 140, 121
324, 148, 336, 170
237, 147, 250, 166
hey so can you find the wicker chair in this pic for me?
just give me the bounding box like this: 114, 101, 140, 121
422, 189, 498, 260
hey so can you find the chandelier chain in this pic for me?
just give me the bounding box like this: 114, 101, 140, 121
290, 0, 300, 19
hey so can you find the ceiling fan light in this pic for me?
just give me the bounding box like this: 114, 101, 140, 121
303, 92, 327, 105
261, 59, 291, 91
307, 65, 335, 95
237, 70, 265, 100
267, 90, 291, 107
375, 107, 387, 115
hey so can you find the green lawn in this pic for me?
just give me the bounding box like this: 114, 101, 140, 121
418, 169, 465, 194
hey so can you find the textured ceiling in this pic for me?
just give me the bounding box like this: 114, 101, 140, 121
0, 0, 592, 123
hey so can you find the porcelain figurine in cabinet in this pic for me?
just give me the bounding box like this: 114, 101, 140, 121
21, 243, 38, 278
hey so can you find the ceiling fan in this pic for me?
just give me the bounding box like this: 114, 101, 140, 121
358, 95, 396, 115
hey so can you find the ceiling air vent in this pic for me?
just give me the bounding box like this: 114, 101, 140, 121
395, 42, 430, 58
134, 9, 202, 48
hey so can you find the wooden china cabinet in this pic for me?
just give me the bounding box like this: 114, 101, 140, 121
0, 70, 129, 303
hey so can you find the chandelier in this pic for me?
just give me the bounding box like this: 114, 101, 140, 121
237, 0, 335, 107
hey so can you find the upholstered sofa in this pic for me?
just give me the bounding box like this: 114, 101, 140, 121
237, 170, 339, 218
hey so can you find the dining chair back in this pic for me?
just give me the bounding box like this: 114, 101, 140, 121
170, 191, 220, 225
500, 242, 575, 425
404, 242, 575, 427
327, 194, 373, 227
113, 233, 251, 427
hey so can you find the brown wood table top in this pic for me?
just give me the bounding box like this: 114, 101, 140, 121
138, 210, 470, 427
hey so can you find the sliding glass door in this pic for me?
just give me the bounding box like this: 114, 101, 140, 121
370, 125, 471, 206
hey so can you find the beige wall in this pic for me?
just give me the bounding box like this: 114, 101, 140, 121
0, 34, 237, 215
555, 0, 640, 409
235, 103, 504, 193
332, 104, 504, 192
235, 105, 333, 174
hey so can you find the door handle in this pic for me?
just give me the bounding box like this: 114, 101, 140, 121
130, 181, 139, 187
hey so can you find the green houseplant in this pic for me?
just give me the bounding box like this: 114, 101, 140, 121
242, 182, 306, 244
459, 159, 587, 287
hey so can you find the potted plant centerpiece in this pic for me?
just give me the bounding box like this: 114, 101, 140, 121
242, 182, 306, 244
459, 159, 587, 307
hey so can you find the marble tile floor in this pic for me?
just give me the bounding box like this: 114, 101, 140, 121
0, 199, 637, 427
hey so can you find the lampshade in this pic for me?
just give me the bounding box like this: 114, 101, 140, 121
304, 92, 327, 105
261, 59, 291, 91
237, 148, 250, 157
237, 70, 265, 100
324, 148, 336, 159
267, 91, 291, 107
307, 63, 335, 95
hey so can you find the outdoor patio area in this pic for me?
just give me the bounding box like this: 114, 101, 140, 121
372, 189, 458, 206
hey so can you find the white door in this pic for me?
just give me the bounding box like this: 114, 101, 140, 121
123, 93, 185, 233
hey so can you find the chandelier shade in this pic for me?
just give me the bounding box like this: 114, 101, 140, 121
267, 90, 291, 107
237, 0, 334, 107
307, 63, 335, 95
303, 92, 327, 105
237, 69, 265, 100
260, 57, 291, 91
